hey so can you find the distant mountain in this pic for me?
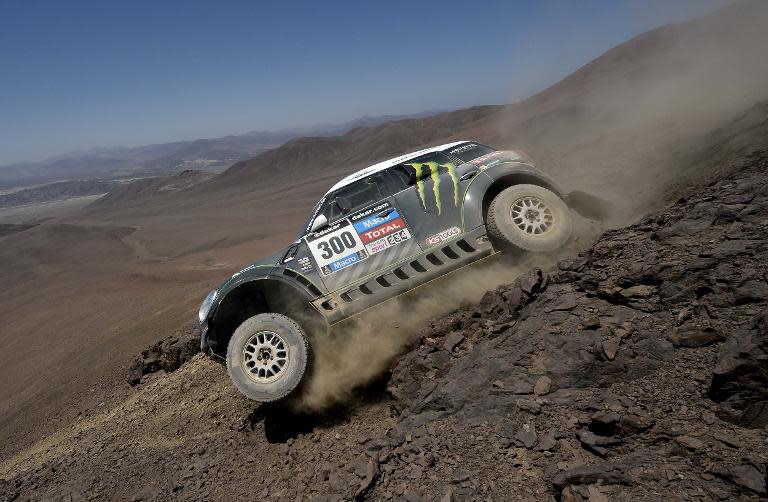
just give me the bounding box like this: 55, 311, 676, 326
87, 1, 768, 226
0, 110, 444, 189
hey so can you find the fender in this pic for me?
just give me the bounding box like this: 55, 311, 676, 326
460, 161, 564, 231
206, 264, 275, 322
201, 265, 326, 357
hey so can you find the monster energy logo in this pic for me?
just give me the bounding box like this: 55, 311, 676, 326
404, 161, 459, 215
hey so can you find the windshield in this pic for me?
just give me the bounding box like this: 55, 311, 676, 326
444, 142, 496, 163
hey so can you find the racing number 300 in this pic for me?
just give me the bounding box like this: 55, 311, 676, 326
317, 231, 356, 259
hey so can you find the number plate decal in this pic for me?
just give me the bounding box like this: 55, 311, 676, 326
306, 220, 368, 275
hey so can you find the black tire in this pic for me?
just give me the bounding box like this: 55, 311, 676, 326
226, 313, 309, 402
486, 184, 572, 253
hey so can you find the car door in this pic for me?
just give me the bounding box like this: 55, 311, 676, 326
389, 151, 478, 250
304, 172, 421, 292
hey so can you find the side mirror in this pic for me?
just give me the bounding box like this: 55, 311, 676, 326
310, 214, 328, 233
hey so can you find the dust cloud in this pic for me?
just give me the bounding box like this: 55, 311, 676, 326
493, 0, 768, 225
293, 2, 768, 412
295, 218, 601, 411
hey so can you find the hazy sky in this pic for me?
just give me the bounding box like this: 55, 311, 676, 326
0, 0, 730, 164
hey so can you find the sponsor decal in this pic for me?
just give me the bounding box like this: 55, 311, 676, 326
306, 201, 412, 275
307, 219, 347, 239
359, 217, 406, 244
366, 228, 411, 255
403, 161, 459, 215
470, 151, 508, 170
426, 226, 461, 247
352, 208, 400, 234
297, 256, 314, 273
350, 201, 391, 222
449, 143, 480, 156
323, 250, 367, 275
307, 219, 368, 275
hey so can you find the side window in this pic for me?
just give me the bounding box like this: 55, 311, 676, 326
320, 174, 385, 222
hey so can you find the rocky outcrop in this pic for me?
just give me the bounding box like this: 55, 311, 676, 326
378, 153, 768, 499
126, 323, 199, 385
709, 312, 768, 427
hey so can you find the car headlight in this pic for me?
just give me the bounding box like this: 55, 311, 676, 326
198, 289, 218, 324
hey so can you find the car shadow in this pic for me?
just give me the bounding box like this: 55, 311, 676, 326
245, 371, 391, 443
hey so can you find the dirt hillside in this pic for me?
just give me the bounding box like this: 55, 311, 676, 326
2, 149, 766, 502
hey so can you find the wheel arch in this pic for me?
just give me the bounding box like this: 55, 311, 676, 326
480, 171, 562, 224
462, 163, 564, 231
206, 277, 327, 359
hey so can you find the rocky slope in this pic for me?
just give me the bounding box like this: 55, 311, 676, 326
2, 153, 767, 501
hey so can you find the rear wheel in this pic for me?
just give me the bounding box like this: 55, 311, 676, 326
486, 184, 572, 252
226, 313, 309, 402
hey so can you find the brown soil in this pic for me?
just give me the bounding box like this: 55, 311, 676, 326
1, 150, 766, 502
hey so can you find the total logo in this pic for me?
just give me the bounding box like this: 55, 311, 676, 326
359, 218, 406, 244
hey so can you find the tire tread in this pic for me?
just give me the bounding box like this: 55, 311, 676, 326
225, 313, 309, 402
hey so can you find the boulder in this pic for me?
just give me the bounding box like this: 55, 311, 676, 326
709, 313, 768, 427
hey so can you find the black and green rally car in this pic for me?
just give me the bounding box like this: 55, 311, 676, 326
198, 141, 574, 401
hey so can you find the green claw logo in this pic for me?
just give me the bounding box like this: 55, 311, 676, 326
404, 162, 459, 215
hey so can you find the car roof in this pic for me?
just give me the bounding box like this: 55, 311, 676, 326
324, 140, 471, 195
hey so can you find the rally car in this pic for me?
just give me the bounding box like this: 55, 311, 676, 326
198, 141, 574, 401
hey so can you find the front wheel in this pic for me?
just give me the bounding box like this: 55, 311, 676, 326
486, 184, 572, 253
226, 313, 309, 402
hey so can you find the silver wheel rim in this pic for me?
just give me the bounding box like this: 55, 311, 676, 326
242, 330, 289, 383
510, 196, 554, 235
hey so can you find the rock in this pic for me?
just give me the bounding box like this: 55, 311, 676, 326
126, 324, 199, 386
451, 468, 474, 483
576, 430, 622, 457
534, 434, 558, 452
439, 488, 455, 502
552, 462, 633, 489
676, 435, 705, 451
581, 312, 601, 330
589, 411, 620, 436
442, 332, 465, 352
666, 326, 724, 347
587, 485, 609, 502
617, 414, 655, 436
709, 313, 768, 427
712, 462, 767, 496
620, 285, 656, 299
515, 399, 542, 415
712, 432, 740, 448
403, 491, 423, 502
734, 280, 768, 304
516, 424, 538, 449
560, 487, 584, 502
498, 419, 516, 439
740, 400, 768, 427
632, 337, 675, 362
534, 376, 552, 396
601, 338, 620, 361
